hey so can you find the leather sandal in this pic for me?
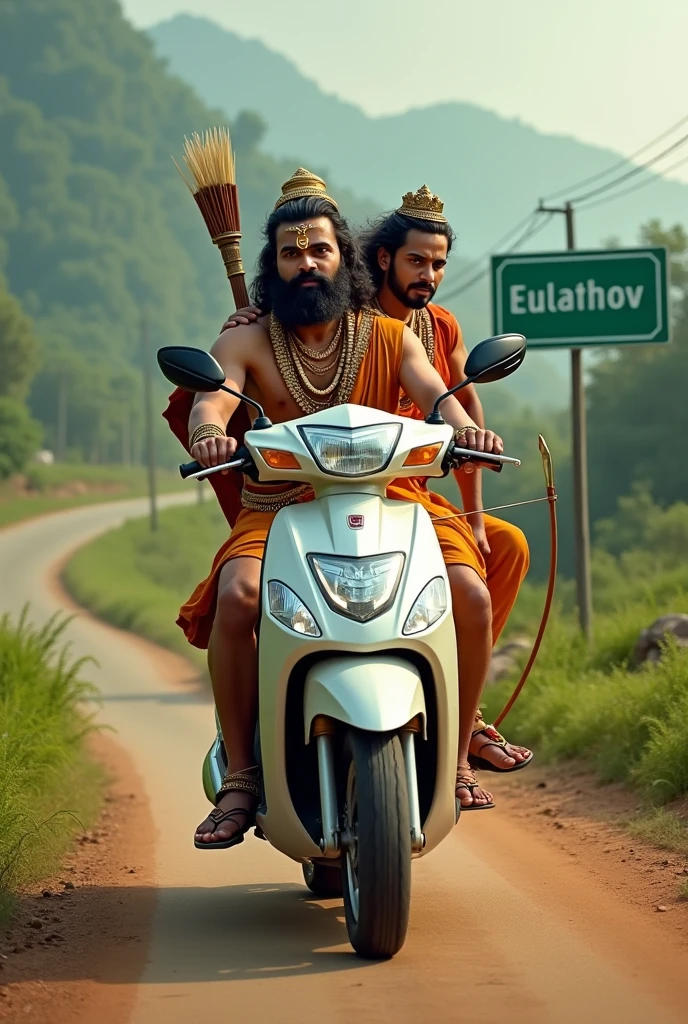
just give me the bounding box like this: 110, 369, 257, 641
194, 765, 261, 850
455, 766, 495, 811
468, 712, 534, 774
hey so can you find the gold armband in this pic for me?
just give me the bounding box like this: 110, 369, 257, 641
189, 423, 226, 448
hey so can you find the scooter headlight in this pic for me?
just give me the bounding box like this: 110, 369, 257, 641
299, 424, 401, 476
308, 552, 405, 622
403, 577, 447, 635
267, 581, 321, 636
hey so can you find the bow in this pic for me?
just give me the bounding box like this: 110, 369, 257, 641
493, 435, 558, 727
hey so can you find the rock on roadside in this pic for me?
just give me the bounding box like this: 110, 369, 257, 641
631, 614, 688, 667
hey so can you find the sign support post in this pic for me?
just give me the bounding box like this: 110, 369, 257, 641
537, 201, 593, 637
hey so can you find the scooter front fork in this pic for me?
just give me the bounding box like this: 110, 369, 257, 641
313, 716, 425, 857
313, 716, 340, 857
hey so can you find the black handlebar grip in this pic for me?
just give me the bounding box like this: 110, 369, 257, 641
179, 460, 203, 479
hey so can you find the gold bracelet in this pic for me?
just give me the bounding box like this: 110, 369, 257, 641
189, 423, 226, 448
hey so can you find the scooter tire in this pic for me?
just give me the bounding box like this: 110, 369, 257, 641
302, 861, 343, 898
341, 729, 411, 960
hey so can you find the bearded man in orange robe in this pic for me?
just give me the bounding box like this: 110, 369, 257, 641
224, 186, 534, 810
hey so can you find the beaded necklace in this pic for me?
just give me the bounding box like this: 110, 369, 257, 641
269, 309, 375, 415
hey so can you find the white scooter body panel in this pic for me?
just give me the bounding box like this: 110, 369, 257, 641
303, 656, 427, 741
256, 491, 459, 861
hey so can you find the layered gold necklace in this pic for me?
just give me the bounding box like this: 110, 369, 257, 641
269, 310, 375, 415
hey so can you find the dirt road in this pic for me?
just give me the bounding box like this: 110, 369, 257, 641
2, 501, 687, 1024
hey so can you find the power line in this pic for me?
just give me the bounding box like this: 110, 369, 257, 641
570, 129, 688, 204
441, 212, 553, 300
439, 116, 688, 304
446, 211, 537, 287
577, 151, 688, 212
542, 111, 688, 202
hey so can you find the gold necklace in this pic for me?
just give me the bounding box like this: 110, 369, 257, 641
291, 335, 346, 397
269, 309, 375, 415
374, 298, 434, 364
292, 322, 342, 360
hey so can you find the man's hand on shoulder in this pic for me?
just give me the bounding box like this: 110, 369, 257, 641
220, 306, 263, 332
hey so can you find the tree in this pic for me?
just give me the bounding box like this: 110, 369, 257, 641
586, 220, 688, 520
0, 277, 39, 400
0, 397, 42, 479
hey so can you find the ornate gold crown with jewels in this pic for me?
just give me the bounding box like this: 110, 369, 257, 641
397, 184, 446, 223
274, 167, 339, 211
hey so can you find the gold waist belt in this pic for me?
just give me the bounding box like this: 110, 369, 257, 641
241, 484, 312, 513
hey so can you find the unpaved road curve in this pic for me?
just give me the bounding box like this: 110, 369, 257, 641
2, 501, 688, 1024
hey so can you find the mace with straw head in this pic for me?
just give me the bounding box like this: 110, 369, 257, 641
173, 127, 250, 309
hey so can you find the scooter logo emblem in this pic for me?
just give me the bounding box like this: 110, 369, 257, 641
347, 514, 364, 529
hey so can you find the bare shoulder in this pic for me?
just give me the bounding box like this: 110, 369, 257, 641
210, 319, 270, 369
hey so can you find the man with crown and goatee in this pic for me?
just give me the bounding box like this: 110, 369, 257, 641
219, 179, 533, 816
164, 169, 508, 848
360, 187, 533, 804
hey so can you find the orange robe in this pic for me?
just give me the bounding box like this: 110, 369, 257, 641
175, 316, 408, 649
387, 303, 530, 643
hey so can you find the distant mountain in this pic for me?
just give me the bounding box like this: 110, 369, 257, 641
150, 15, 688, 258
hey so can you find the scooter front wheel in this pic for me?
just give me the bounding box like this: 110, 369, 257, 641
341, 729, 411, 959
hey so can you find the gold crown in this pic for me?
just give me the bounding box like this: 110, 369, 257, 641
274, 167, 339, 211
397, 184, 446, 223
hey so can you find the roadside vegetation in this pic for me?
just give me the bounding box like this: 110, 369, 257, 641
0, 611, 101, 921
0, 463, 183, 529
63, 494, 227, 665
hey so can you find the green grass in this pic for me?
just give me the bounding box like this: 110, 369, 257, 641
64, 496, 688, 813
0, 463, 183, 529
482, 572, 688, 802
626, 810, 688, 858
63, 498, 229, 664
0, 610, 102, 921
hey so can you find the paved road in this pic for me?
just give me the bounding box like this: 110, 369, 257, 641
1, 500, 687, 1024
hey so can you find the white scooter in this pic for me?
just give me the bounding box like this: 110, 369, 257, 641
158, 332, 525, 959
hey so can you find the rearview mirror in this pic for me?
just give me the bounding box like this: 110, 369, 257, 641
425, 333, 526, 423
157, 346, 226, 393
464, 333, 527, 384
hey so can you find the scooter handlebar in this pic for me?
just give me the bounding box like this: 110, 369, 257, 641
448, 447, 522, 473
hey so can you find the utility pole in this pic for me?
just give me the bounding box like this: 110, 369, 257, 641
538, 200, 593, 638
141, 311, 158, 533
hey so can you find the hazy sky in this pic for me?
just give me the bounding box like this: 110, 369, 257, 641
123, 0, 688, 182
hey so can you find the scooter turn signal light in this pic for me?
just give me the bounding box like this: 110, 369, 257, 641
258, 448, 302, 470
403, 443, 443, 467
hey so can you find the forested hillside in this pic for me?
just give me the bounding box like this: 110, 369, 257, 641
0, 0, 375, 463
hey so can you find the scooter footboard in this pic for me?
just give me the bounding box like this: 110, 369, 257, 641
303, 655, 426, 741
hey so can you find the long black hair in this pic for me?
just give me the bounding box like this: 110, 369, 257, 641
361, 212, 456, 289
251, 197, 374, 312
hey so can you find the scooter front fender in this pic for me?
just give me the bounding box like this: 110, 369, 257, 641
303, 656, 426, 742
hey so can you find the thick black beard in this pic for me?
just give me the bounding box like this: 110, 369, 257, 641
269, 267, 352, 327
388, 260, 435, 310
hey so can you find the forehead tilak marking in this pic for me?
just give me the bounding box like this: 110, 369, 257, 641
285, 223, 317, 250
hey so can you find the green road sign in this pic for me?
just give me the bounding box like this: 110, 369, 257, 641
491, 247, 670, 348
